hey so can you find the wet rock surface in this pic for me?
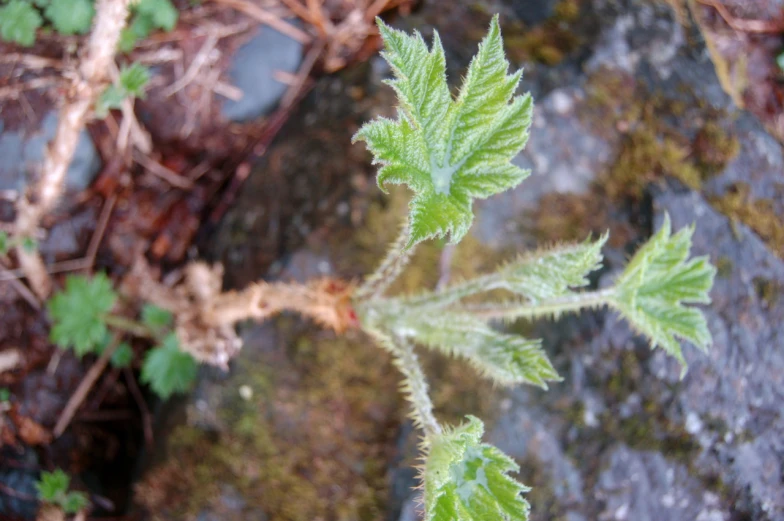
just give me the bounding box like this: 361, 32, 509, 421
0, 111, 101, 193
138, 1, 784, 520
220, 26, 303, 123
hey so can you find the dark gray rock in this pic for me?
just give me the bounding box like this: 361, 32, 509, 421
506, 0, 558, 25
220, 26, 303, 122
653, 190, 784, 520
0, 111, 101, 193
594, 445, 727, 521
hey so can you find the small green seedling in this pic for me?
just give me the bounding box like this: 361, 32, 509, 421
350, 17, 716, 520
95, 62, 151, 117
47, 273, 197, 398
0, 0, 178, 48
0, 231, 38, 256
140, 333, 198, 399
118, 0, 178, 52
35, 469, 90, 515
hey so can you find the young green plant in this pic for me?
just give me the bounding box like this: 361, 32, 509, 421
350, 16, 716, 521
0, 0, 178, 48
47, 273, 198, 398
35, 469, 89, 515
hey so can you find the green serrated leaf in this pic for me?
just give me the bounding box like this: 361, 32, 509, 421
141, 303, 173, 331
610, 214, 716, 374
390, 311, 559, 387
95, 63, 149, 117
44, 0, 95, 35
95, 84, 126, 117
0, 231, 9, 256
354, 16, 533, 248
62, 491, 90, 514
0, 388, 10, 402
35, 469, 70, 503
47, 273, 117, 357
495, 234, 607, 301
119, 62, 150, 97
118, 12, 154, 52
0, 0, 43, 47
425, 416, 530, 521
21, 236, 37, 252
136, 0, 178, 31
110, 342, 134, 368
141, 333, 198, 399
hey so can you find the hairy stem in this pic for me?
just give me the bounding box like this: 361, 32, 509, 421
355, 220, 416, 301
365, 325, 441, 438
14, 0, 132, 299
402, 272, 498, 309
104, 314, 155, 339
463, 287, 616, 320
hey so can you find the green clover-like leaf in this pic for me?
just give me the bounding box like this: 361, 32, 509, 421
62, 491, 90, 514
35, 469, 70, 503
44, 0, 95, 35
140, 303, 173, 332
48, 273, 117, 357
354, 15, 533, 248
119, 62, 150, 97
425, 416, 530, 521
141, 333, 198, 399
136, 0, 178, 31
389, 311, 559, 388
95, 84, 125, 117
110, 342, 134, 368
0, 231, 9, 256
0, 0, 43, 47
610, 214, 716, 374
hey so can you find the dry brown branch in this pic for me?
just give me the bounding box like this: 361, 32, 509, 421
13, 0, 132, 299
0, 77, 63, 100
211, 0, 312, 43
82, 194, 117, 273
693, 0, 784, 33
121, 258, 357, 368
53, 334, 121, 437
124, 366, 153, 446
132, 150, 194, 189
0, 257, 41, 309
0, 258, 89, 282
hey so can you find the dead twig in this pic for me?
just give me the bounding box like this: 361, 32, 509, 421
82, 194, 117, 273
53, 334, 121, 437
132, 150, 194, 189
124, 367, 153, 447
210, 0, 311, 43
694, 0, 784, 33
0, 259, 41, 310
160, 33, 220, 98
0, 258, 89, 282
279, 38, 324, 108
0, 53, 63, 68
0, 77, 63, 100
13, 0, 133, 299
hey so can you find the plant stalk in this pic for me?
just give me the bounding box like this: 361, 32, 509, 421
463, 287, 617, 320
104, 314, 154, 339
355, 220, 416, 301
365, 325, 441, 438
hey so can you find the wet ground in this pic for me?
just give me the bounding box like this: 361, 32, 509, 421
2, 0, 784, 520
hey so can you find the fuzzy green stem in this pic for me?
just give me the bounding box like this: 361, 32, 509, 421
355, 220, 416, 301
463, 287, 616, 320
365, 325, 441, 438
104, 314, 154, 339
402, 273, 498, 309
